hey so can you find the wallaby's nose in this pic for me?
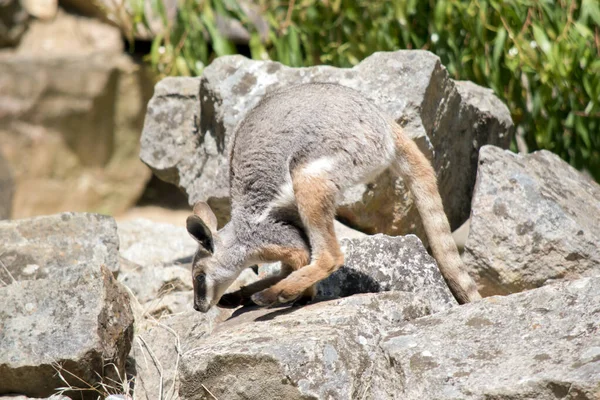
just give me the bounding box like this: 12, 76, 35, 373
193, 303, 200, 312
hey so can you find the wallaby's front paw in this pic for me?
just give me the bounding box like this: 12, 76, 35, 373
251, 289, 278, 307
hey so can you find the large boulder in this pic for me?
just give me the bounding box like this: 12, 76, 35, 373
320, 235, 455, 309
0, 264, 134, 398
178, 291, 454, 400
176, 277, 600, 400
382, 277, 600, 399
463, 146, 600, 296
0, 11, 152, 218
141, 51, 513, 235
0, 212, 120, 283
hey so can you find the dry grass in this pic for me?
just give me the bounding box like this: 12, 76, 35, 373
0, 252, 16, 287
52, 361, 134, 399
134, 316, 183, 400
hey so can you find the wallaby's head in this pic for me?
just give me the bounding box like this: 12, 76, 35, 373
186, 202, 242, 312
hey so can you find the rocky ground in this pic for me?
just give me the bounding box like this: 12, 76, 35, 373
1, 46, 599, 399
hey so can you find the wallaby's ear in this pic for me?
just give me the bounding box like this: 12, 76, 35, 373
193, 201, 218, 232
187, 202, 218, 253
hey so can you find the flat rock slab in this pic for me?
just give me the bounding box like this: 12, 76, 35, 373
0, 212, 120, 283
178, 291, 454, 400
382, 277, 600, 399
0, 265, 134, 398
464, 145, 600, 296
141, 50, 513, 235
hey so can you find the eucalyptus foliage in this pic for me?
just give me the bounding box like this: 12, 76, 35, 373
135, 0, 600, 180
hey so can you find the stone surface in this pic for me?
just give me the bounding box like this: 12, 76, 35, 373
131, 309, 232, 400
141, 51, 513, 234
178, 291, 454, 400
0, 264, 134, 398
0, 212, 120, 283
0, 151, 13, 219
117, 218, 197, 267
382, 277, 600, 399
0, 11, 152, 218
318, 235, 456, 310
463, 145, 600, 296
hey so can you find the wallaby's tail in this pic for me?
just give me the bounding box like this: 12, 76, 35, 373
391, 122, 481, 304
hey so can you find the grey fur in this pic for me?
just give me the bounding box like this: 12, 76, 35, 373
229, 83, 394, 243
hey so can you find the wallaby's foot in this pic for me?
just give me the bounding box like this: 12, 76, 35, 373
250, 287, 295, 306
250, 285, 316, 307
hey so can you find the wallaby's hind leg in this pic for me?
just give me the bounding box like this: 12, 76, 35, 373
252, 172, 344, 306
218, 246, 310, 308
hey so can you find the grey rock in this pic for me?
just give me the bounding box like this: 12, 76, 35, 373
140, 290, 195, 319
140, 76, 232, 226
321, 234, 456, 309
463, 145, 600, 296
382, 277, 600, 399
117, 218, 197, 267
0, 264, 134, 398
259, 234, 456, 311
118, 263, 192, 306
0, 151, 13, 219
141, 51, 513, 234
131, 309, 232, 400
0, 212, 120, 284
178, 291, 451, 400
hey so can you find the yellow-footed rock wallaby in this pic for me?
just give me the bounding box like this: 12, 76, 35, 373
186, 83, 481, 312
